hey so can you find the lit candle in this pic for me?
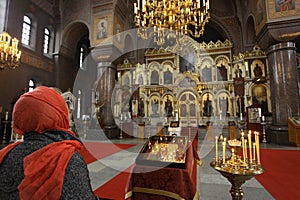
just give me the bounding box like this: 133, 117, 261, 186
241, 131, 246, 163
215, 136, 218, 161
253, 143, 256, 161
231, 148, 235, 164
222, 141, 225, 164
222, 138, 226, 164
134, 3, 137, 14
248, 131, 252, 163
244, 139, 248, 159
255, 132, 261, 165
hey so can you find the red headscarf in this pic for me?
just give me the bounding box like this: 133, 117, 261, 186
0, 86, 83, 200
12, 86, 73, 136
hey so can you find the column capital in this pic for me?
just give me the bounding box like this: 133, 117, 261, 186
267, 42, 296, 55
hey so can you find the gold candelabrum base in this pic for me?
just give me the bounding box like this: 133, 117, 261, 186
210, 152, 264, 200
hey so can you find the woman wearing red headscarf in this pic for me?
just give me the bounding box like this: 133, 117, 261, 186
0, 86, 96, 200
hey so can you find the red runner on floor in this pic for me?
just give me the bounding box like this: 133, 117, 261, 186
255, 149, 300, 200
79, 142, 136, 164
93, 165, 134, 200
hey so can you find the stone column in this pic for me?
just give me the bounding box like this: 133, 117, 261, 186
266, 42, 300, 145
98, 62, 118, 138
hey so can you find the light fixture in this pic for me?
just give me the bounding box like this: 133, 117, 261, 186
0, 32, 22, 70
134, 0, 210, 46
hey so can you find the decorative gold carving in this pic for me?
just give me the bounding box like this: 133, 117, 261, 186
200, 39, 232, 49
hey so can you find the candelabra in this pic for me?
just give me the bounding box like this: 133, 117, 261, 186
211, 131, 264, 200
261, 116, 267, 143
119, 113, 124, 139
133, 0, 210, 45
0, 32, 22, 70
238, 113, 246, 131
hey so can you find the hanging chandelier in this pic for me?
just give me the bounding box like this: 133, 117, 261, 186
134, 0, 210, 46
0, 32, 22, 70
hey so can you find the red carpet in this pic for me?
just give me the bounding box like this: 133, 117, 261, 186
93, 165, 134, 200
80, 142, 136, 164
256, 149, 300, 200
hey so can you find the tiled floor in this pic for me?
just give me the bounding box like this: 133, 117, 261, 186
83, 132, 299, 200
1, 131, 299, 199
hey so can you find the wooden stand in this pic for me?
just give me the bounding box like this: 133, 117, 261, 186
138, 122, 145, 138
288, 117, 300, 147
228, 121, 237, 140
246, 106, 263, 139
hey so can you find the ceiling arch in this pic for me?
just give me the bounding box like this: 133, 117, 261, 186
245, 16, 256, 51
60, 22, 89, 57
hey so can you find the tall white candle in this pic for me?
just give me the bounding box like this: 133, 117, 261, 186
244, 139, 248, 159
222, 138, 226, 164
231, 148, 235, 164
222, 141, 225, 164
215, 136, 218, 161
134, 3, 137, 14
255, 132, 261, 165
248, 131, 252, 163
241, 132, 245, 163
253, 143, 256, 161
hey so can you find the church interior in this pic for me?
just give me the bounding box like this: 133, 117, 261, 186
1, 0, 300, 199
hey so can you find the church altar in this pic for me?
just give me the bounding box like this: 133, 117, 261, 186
125, 136, 201, 199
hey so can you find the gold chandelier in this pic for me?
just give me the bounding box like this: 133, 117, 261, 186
134, 0, 210, 45
0, 32, 22, 70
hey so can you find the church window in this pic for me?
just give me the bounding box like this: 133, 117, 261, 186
79, 47, 84, 70
22, 15, 31, 46
77, 40, 90, 70
28, 79, 35, 92
43, 28, 50, 54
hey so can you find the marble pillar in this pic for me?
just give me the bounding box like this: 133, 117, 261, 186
266, 42, 300, 145
97, 62, 118, 138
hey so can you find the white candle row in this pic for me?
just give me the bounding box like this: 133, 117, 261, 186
242, 130, 261, 164
215, 130, 261, 165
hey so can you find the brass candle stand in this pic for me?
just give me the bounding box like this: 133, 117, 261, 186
211, 137, 264, 200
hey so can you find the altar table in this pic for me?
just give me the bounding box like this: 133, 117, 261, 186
125, 140, 201, 200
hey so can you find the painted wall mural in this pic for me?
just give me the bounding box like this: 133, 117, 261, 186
268, 0, 300, 19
